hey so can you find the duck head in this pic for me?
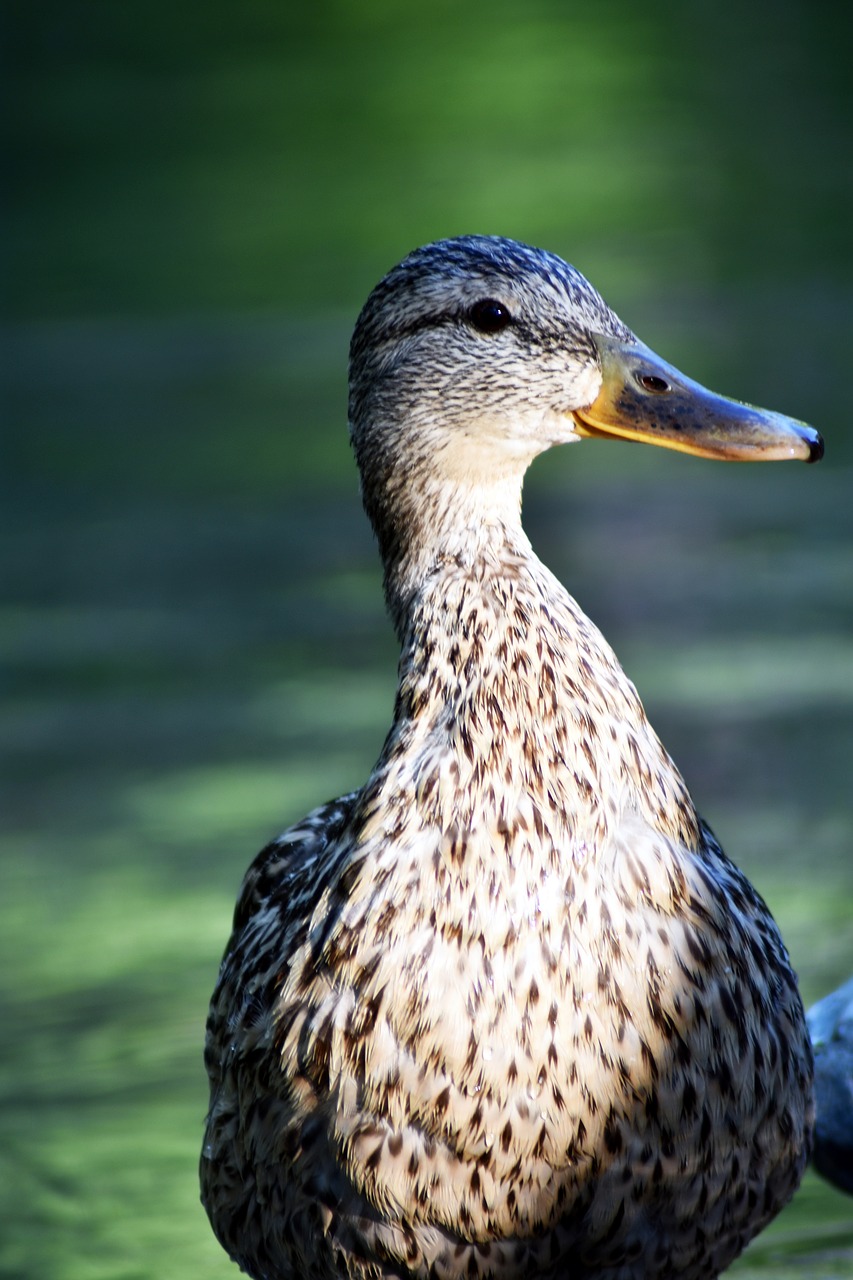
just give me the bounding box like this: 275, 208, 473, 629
348, 236, 823, 602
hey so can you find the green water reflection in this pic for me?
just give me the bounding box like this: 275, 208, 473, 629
4, 2, 852, 1277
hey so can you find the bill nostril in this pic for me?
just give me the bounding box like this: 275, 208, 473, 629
636, 372, 671, 394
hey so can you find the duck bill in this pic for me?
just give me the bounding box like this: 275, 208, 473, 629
572, 334, 823, 463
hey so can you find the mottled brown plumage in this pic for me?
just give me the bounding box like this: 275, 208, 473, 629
201, 237, 818, 1279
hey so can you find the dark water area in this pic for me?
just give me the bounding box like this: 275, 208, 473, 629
3, 3, 852, 1277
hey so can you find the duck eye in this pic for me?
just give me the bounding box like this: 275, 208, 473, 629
468, 298, 512, 334
636, 372, 671, 394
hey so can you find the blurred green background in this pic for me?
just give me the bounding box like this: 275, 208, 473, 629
4, 1, 852, 1277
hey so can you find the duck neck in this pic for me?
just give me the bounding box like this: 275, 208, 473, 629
375, 468, 531, 642
379, 516, 701, 857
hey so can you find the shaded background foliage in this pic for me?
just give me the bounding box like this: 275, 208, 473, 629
3, 2, 852, 1277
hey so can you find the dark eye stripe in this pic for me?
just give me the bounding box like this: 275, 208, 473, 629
374, 306, 510, 345
377, 310, 456, 343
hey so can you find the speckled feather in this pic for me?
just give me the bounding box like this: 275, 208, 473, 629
201, 236, 813, 1279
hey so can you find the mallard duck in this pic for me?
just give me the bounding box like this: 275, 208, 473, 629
807, 975, 853, 1196
201, 236, 822, 1279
